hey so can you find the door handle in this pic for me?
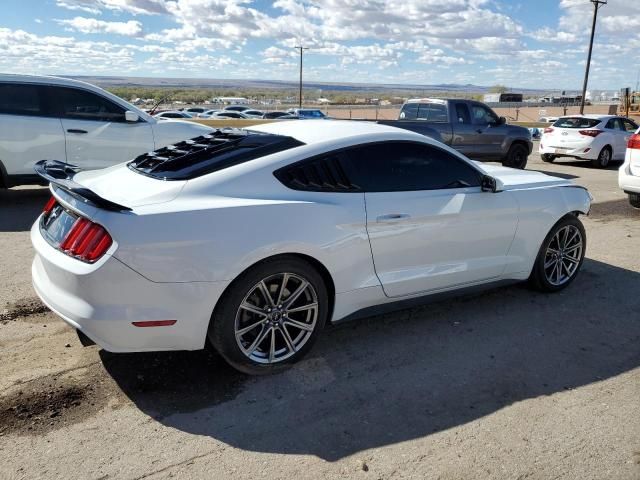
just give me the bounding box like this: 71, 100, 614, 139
476, 129, 483, 134
67, 129, 88, 134
376, 213, 410, 222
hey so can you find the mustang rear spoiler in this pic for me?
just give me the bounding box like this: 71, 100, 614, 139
34, 160, 132, 212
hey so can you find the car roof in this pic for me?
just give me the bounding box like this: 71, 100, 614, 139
249, 119, 427, 145
558, 114, 616, 120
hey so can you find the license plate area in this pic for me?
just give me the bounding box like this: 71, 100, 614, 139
40, 203, 78, 247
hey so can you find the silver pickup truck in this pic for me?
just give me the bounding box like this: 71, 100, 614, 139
378, 98, 533, 169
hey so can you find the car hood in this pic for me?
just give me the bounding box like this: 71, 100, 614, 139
477, 163, 576, 190
73, 164, 186, 208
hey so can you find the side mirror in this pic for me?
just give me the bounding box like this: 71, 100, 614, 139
481, 175, 498, 193
125, 111, 140, 122
498, 116, 506, 125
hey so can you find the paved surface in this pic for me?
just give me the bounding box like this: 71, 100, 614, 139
1, 149, 639, 480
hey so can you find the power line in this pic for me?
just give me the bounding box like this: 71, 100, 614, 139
580, 0, 607, 115
294, 46, 309, 109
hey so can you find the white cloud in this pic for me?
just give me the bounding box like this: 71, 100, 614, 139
56, 0, 168, 15
58, 17, 144, 36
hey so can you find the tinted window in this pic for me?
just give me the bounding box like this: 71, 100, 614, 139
274, 151, 359, 192
399, 103, 418, 120
58, 87, 126, 122
0, 83, 43, 116
129, 129, 304, 180
471, 104, 499, 125
553, 117, 601, 128
622, 119, 638, 132
455, 103, 471, 124
343, 142, 481, 192
605, 118, 624, 130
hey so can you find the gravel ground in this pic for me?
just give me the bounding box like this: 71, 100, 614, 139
1, 149, 639, 480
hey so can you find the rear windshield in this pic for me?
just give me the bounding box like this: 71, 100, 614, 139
553, 117, 601, 128
128, 129, 304, 180
399, 103, 448, 122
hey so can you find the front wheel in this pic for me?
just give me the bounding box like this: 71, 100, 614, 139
208, 256, 328, 375
529, 215, 586, 292
503, 143, 528, 169
541, 153, 556, 163
629, 193, 640, 209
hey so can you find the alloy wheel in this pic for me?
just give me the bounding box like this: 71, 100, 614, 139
234, 272, 318, 364
543, 225, 583, 286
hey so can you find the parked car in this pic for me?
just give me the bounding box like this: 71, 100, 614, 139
540, 115, 638, 168
154, 111, 193, 119
0, 74, 213, 187
538, 116, 559, 123
31, 120, 591, 374
378, 98, 532, 168
197, 109, 222, 118
242, 110, 265, 118
618, 127, 640, 208
287, 108, 328, 119
263, 111, 298, 119
224, 105, 251, 112
211, 111, 250, 119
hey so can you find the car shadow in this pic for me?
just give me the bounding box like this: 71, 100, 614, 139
0, 187, 49, 232
102, 258, 640, 461
548, 159, 623, 171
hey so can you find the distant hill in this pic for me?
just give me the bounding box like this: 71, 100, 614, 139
69, 75, 559, 95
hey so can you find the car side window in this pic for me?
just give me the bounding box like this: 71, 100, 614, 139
58, 87, 126, 122
471, 104, 499, 125
455, 103, 471, 124
605, 118, 622, 130
343, 142, 481, 192
0, 83, 44, 116
622, 119, 638, 132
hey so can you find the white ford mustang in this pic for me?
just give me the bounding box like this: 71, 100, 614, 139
32, 120, 592, 374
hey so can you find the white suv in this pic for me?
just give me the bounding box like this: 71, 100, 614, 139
0, 74, 213, 187
618, 127, 640, 208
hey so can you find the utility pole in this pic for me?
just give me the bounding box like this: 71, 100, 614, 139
295, 46, 308, 109
580, 0, 607, 114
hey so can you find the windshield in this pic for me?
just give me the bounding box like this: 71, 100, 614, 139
553, 117, 601, 128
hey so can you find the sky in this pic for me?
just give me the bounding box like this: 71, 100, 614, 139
1, 0, 639, 90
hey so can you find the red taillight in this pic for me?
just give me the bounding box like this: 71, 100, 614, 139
60, 217, 112, 262
543, 127, 554, 134
43, 196, 57, 214
579, 129, 602, 137
628, 133, 640, 149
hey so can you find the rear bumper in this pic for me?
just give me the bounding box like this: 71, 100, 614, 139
539, 143, 598, 160
619, 162, 640, 194
31, 218, 228, 352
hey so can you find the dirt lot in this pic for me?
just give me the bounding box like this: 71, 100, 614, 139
1, 148, 639, 480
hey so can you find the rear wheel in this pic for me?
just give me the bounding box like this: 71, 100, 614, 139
503, 143, 528, 169
208, 256, 328, 375
591, 146, 612, 168
541, 153, 556, 163
629, 193, 640, 209
529, 215, 586, 292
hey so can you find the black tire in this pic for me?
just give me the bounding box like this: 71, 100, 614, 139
591, 146, 612, 168
208, 256, 328, 375
629, 193, 640, 209
529, 215, 586, 292
541, 153, 556, 163
503, 143, 529, 169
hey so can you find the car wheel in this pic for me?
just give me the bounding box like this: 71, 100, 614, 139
629, 193, 640, 209
529, 215, 586, 292
541, 154, 556, 163
208, 256, 328, 375
591, 146, 612, 168
503, 143, 528, 169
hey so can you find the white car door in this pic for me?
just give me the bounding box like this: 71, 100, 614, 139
50, 85, 154, 171
345, 141, 519, 298
604, 118, 627, 160
0, 82, 66, 179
